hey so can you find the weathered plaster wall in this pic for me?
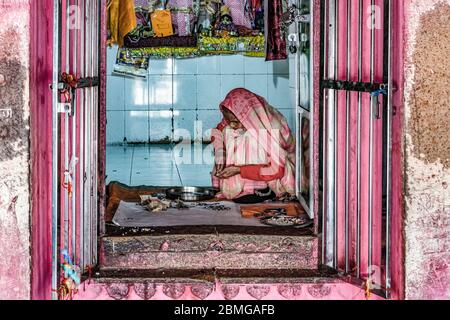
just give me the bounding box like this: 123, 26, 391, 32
403, 0, 450, 300
0, 0, 31, 300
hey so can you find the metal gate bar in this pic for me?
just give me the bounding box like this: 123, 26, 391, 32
356, 0, 363, 279
382, 0, 393, 295
51, 0, 60, 301
344, 0, 351, 275
52, 0, 100, 299
319, 0, 393, 298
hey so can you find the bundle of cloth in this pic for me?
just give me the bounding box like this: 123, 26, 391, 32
107, 0, 138, 47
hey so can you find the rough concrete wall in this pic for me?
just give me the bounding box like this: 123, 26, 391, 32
403, 0, 450, 300
0, 0, 31, 299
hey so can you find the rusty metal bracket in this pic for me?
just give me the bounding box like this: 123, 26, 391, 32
57, 102, 72, 114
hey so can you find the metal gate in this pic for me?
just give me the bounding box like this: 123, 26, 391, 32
51, 0, 101, 299
319, 0, 393, 298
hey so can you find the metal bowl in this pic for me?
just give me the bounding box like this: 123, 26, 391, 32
165, 187, 219, 202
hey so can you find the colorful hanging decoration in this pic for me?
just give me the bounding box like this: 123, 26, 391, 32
114, 47, 151, 78
114, 0, 268, 77
115, 34, 265, 76
223, 0, 253, 28
365, 279, 372, 300
198, 0, 221, 31
214, 5, 238, 37
62, 170, 73, 198
58, 72, 78, 105
251, 0, 264, 31
62, 250, 81, 285
54, 278, 78, 300
126, 5, 155, 44
62, 156, 79, 199
134, 0, 165, 11
198, 34, 265, 55
168, 0, 200, 36
56, 250, 81, 300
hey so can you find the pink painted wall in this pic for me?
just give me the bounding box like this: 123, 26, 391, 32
0, 0, 32, 300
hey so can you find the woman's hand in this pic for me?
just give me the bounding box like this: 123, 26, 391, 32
215, 166, 241, 179
215, 162, 225, 175
214, 148, 226, 175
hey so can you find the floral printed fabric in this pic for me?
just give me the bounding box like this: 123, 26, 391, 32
198, 35, 265, 56
114, 35, 265, 77
224, 0, 253, 28
168, 0, 196, 36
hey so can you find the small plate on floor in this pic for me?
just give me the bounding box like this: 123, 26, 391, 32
260, 215, 313, 228
254, 208, 288, 219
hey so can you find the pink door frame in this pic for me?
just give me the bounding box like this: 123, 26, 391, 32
30, 0, 55, 300
29, 0, 405, 300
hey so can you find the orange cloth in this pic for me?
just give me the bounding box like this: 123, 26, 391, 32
107, 0, 137, 47
240, 203, 304, 218
151, 9, 174, 37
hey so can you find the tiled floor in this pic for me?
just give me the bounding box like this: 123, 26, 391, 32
106, 144, 214, 187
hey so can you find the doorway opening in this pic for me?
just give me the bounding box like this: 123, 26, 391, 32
46, 0, 401, 300
103, 0, 315, 234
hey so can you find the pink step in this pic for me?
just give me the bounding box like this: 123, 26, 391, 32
74, 271, 378, 300
100, 232, 318, 271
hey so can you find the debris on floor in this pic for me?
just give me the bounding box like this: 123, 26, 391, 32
140, 195, 171, 213
196, 202, 232, 212
260, 215, 312, 228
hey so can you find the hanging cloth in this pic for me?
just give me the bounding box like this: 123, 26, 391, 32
264, 0, 287, 61
107, 0, 138, 47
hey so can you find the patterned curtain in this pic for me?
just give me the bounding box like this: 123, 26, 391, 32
264, 0, 287, 61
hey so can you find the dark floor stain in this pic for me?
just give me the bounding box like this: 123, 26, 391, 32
0, 28, 28, 162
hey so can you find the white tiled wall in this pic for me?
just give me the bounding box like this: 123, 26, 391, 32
106, 46, 294, 144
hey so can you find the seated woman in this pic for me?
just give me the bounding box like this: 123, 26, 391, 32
211, 88, 296, 204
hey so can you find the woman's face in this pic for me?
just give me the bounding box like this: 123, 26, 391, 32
222, 107, 245, 130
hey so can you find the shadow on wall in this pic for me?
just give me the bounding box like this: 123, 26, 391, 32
0, 28, 28, 162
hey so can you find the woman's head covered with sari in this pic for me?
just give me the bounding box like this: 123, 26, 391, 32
212, 88, 296, 199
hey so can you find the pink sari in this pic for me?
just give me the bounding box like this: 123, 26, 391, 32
212, 88, 296, 199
